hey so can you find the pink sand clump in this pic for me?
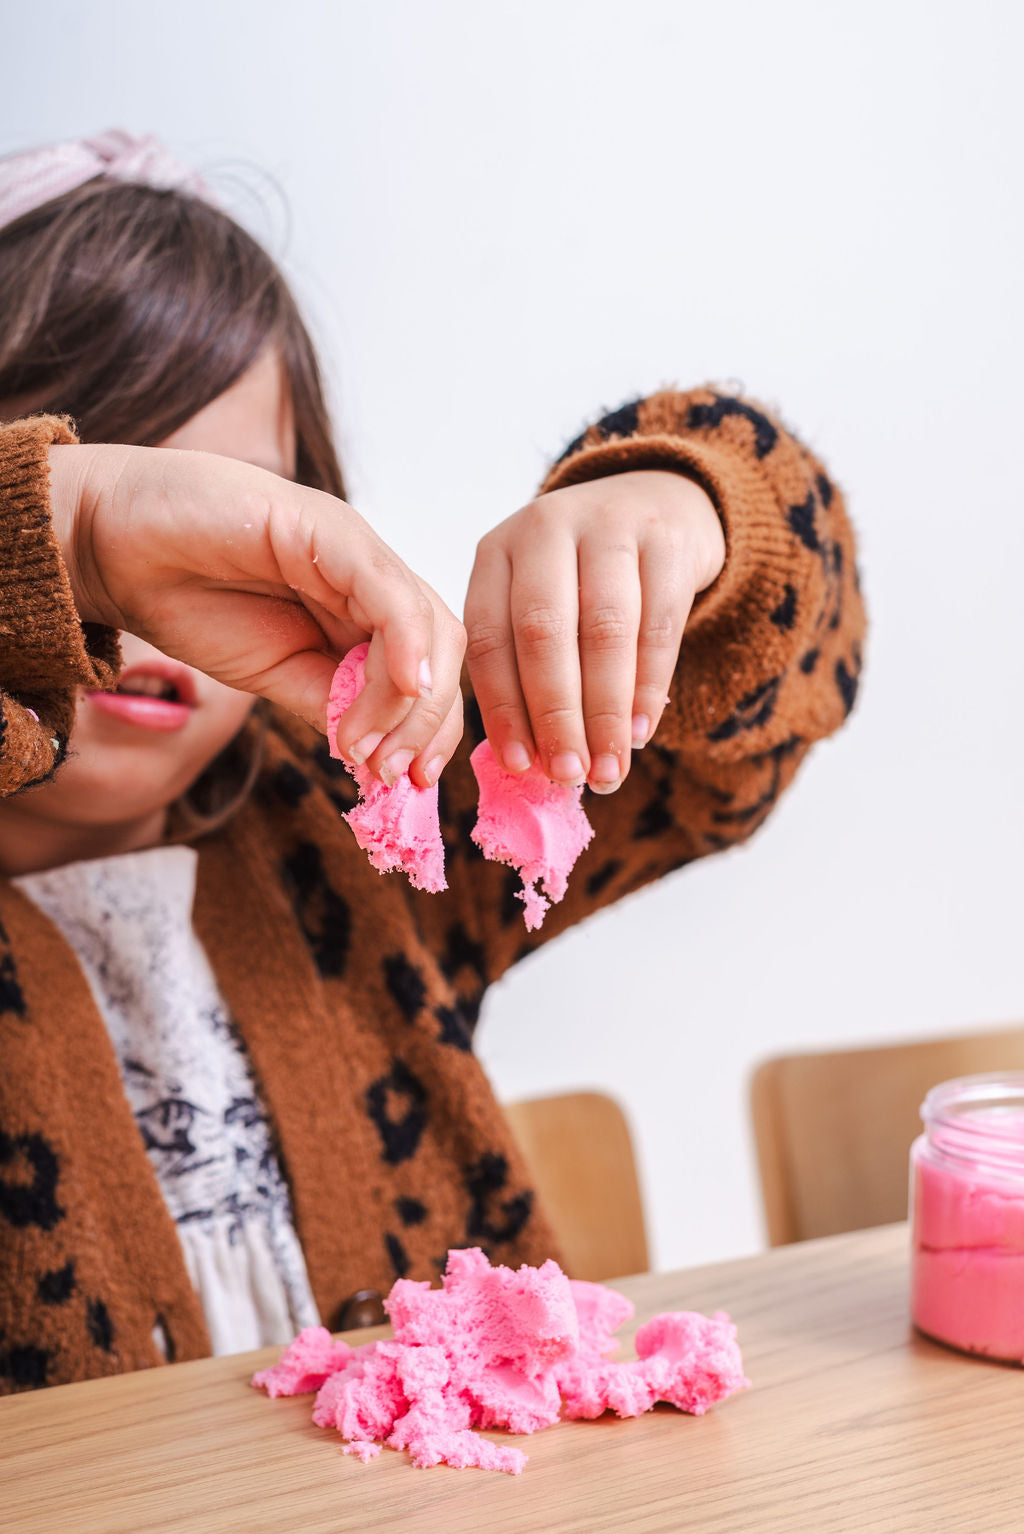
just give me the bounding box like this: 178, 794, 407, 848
253, 1247, 748, 1475
326, 642, 447, 893
469, 741, 594, 931
326, 646, 595, 921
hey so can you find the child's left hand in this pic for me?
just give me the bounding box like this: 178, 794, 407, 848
464, 470, 725, 793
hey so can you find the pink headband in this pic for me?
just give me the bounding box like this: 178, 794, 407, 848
0, 129, 212, 231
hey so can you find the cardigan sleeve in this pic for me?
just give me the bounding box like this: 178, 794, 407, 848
395, 384, 866, 1009
0, 416, 121, 796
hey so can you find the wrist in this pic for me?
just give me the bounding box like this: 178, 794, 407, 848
627, 468, 726, 593
48, 442, 131, 628
47, 443, 96, 622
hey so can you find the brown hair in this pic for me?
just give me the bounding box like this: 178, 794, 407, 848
0, 177, 345, 495
0, 175, 346, 832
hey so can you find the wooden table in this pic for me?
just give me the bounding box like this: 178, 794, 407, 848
1, 1225, 1019, 1533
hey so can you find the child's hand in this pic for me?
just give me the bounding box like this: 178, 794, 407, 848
464, 470, 725, 792
48, 442, 466, 784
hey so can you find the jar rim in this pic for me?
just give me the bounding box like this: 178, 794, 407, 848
920, 1071, 1024, 1175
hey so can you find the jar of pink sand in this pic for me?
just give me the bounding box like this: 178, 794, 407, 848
910, 1072, 1024, 1364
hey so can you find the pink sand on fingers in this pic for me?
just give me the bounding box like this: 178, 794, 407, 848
469, 741, 594, 930
326, 643, 447, 893
326, 647, 596, 915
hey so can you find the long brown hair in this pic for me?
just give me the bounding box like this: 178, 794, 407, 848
0, 176, 346, 832
0, 177, 345, 495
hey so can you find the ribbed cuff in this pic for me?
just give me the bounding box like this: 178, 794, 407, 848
0, 415, 121, 696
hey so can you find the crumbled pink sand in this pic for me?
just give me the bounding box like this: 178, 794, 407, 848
326, 643, 446, 893
253, 1247, 748, 1475
252, 1325, 359, 1398
470, 741, 594, 930
325, 648, 597, 915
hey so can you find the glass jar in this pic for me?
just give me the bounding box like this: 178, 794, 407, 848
910, 1072, 1024, 1364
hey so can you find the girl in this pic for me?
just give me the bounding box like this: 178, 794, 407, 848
0, 133, 864, 1393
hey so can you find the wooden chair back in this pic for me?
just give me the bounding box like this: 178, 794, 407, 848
504, 1091, 649, 1281
751, 1025, 1024, 1245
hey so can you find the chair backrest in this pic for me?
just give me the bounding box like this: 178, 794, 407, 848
751, 1025, 1024, 1245
503, 1091, 649, 1281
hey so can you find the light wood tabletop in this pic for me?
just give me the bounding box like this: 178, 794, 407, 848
1, 1224, 1019, 1533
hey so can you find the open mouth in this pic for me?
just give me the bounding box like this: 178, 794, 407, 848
87, 662, 198, 732
115, 675, 187, 704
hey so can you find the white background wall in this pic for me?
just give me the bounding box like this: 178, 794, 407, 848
4, 0, 1022, 1270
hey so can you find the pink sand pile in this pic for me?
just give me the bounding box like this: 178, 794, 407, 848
253, 1247, 748, 1475
326, 642, 447, 893
469, 741, 594, 930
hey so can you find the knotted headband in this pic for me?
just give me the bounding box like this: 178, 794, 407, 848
0, 129, 212, 231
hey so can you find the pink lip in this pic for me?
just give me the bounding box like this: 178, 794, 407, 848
86, 660, 198, 734
87, 693, 193, 731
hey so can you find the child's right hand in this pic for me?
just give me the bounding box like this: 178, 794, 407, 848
47, 441, 467, 786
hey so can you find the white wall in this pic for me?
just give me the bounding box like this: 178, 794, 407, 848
4, 0, 1022, 1270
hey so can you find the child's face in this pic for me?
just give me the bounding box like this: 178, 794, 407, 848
15, 347, 297, 839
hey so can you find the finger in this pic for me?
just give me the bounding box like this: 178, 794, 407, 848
365, 610, 466, 785
300, 586, 461, 768
510, 520, 587, 784
577, 530, 642, 794
140, 584, 337, 717
330, 630, 422, 765
241, 648, 345, 731
633, 538, 694, 748
297, 587, 426, 760
464, 538, 536, 775
159, 589, 348, 730
294, 590, 375, 664
162, 582, 425, 755
264, 490, 436, 700
409, 689, 465, 789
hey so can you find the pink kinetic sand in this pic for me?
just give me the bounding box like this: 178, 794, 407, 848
253, 1248, 748, 1475
326, 642, 446, 892
469, 741, 594, 930
911, 1136, 1024, 1362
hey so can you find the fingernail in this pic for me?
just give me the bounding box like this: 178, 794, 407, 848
418, 657, 433, 697
502, 742, 533, 774
549, 751, 585, 784
423, 755, 445, 786
590, 753, 621, 786
348, 730, 385, 766
380, 747, 416, 786
631, 714, 651, 748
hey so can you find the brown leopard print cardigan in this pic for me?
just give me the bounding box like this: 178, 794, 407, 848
0, 389, 865, 1392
